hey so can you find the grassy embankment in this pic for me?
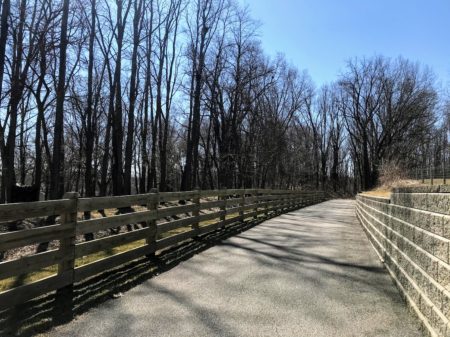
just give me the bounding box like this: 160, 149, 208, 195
361, 178, 448, 198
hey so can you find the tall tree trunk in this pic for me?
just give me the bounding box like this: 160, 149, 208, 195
182, 24, 208, 191
154, 23, 165, 191
82, 0, 97, 240
99, 104, 112, 196
0, 0, 10, 203
362, 132, 371, 190
111, 0, 130, 196
34, 105, 43, 194
4, 0, 28, 202
124, 0, 143, 195
140, 2, 154, 193
19, 106, 26, 185
159, 0, 181, 192
84, 0, 96, 201
33, 32, 50, 197
331, 143, 339, 191
50, 0, 69, 200
0, 0, 10, 99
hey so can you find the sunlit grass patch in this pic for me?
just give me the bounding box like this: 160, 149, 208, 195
361, 190, 392, 198
75, 239, 147, 268
0, 265, 58, 293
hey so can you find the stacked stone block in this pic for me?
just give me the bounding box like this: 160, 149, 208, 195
356, 187, 450, 337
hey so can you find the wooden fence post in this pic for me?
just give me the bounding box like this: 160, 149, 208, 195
443, 147, 447, 185
265, 190, 271, 217
239, 190, 245, 221
272, 191, 276, 214
220, 189, 227, 227
273, 191, 278, 214
290, 192, 294, 210
430, 155, 434, 185
253, 190, 258, 219
280, 192, 285, 213
54, 192, 78, 323
192, 189, 200, 232
146, 188, 159, 258
286, 192, 290, 210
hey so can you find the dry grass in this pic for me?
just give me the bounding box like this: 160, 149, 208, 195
362, 179, 422, 198
360, 177, 450, 198
367, 161, 449, 197
361, 190, 392, 198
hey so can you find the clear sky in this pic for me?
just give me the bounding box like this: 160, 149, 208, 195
239, 0, 450, 88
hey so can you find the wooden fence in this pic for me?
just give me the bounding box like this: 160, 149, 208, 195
0, 189, 326, 311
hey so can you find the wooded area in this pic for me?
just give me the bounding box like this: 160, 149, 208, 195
0, 0, 447, 203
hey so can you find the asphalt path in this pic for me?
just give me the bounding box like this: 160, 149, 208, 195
45, 200, 423, 337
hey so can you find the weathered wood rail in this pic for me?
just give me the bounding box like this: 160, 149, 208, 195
0, 189, 326, 311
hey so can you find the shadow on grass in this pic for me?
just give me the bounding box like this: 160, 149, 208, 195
0, 204, 317, 337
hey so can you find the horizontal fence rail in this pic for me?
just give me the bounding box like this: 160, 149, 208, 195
407, 167, 450, 184
0, 189, 326, 311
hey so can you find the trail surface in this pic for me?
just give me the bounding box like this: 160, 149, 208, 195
46, 200, 423, 337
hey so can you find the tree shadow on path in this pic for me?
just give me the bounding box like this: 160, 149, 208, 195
0, 207, 298, 337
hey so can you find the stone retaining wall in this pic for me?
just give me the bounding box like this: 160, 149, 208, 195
356, 187, 450, 337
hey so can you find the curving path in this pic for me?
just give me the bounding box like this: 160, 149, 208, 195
44, 200, 423, 337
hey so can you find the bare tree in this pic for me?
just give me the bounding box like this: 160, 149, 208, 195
50, 0, 70, 200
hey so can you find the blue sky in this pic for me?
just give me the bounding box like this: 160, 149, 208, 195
239, 0, 450, 88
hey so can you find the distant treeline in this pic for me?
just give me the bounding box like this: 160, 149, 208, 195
0, 0, 446, 202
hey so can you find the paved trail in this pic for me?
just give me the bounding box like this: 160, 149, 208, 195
46, 200, 423, 337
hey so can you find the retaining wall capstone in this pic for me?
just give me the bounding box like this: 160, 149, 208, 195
356, 187, 450, 337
